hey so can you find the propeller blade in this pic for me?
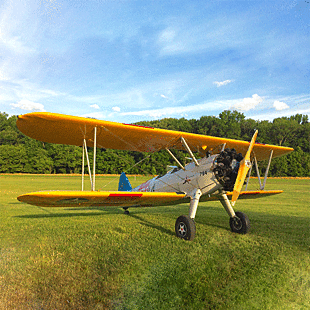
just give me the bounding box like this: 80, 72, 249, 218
231, 130, 258, 206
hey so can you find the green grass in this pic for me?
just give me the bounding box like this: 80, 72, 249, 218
0, 175, 309, 309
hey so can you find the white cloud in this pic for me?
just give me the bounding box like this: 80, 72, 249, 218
11, 99, 45, 112
121, 100, 229, 119
81, 111, 106, 119
112, 106, 121, 112
159, 28, 177, 42
213, 80, 233, 87
157, 27, 185, 56
81, 93, 310, 123
90, 104, 100, 109
273, 100, 289, 111
0, 70, 9, 81
231, 94, 263, 111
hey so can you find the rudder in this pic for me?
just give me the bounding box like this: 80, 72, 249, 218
118, 172, 132, 191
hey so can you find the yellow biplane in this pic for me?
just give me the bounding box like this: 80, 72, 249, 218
17, 112, 293, 241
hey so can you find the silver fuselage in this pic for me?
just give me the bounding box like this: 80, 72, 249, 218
133, 155, 222, 198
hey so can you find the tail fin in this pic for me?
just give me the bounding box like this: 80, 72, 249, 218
118, 172, 132, 191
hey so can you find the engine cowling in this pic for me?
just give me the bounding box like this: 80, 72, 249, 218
213, 148, 244, 191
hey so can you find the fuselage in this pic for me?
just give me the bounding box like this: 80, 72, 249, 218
133, 155, 223, 198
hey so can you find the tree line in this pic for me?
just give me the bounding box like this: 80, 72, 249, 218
0, 110, 309, 176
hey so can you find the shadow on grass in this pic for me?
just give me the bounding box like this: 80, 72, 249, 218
14, 208, 122, 219
196, 205, 310, 251
196, 218, 229, 232
128, 213, 175, 237
14, 207, 174, 237
12, 203, 310, 251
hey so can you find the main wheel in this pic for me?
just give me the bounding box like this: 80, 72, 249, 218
175, 215, 196, 241
230, 211, 250, 234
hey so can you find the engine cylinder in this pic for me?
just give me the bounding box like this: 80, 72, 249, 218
213, 148, 243, 191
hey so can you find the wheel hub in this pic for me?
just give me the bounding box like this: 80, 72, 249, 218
232, 216, 242, 230
178, 222, 187, 236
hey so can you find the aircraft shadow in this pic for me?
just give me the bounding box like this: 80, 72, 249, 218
195, 219, 229, 232
14, 208, 122, 219
13, 204, 310, 251
128, 214, 175, 237
14, 207, 174, 237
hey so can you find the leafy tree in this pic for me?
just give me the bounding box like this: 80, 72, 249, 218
218, 110, 244, 139
270, 117, 299, 146
286, 146, 310, 177
240, 118, 258, 141
0, 128, 18, 145
24, 146, 53, 174
0, 145, 27, 173
0, 112, 9, 131
256, 121, 273, 144
46, 144, 82, 174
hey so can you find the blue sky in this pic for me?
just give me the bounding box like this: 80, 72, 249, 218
1, 0, 309, 123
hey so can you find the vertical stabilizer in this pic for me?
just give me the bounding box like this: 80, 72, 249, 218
118, 172, 132, 191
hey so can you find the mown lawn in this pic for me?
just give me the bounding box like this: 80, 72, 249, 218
0, 175, 309, 309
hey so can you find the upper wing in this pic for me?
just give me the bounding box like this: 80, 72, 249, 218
17, 112, 293, 161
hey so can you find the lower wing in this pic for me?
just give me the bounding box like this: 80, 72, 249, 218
17, 191, 187, 208
201, 190, 283, 202
17, 190, 283, 208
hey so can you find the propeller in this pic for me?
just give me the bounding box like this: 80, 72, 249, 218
231, 130, 258, 206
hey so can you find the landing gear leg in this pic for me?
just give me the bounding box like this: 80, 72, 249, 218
219, 191, 236, 218
219, 191, 250, 234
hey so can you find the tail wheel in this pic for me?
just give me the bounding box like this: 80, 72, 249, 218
175, 215, 196, 241
230, 211, 250, 234
123, 207, 130, 215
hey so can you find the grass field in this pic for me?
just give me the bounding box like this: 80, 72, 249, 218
0, 174, 309, 309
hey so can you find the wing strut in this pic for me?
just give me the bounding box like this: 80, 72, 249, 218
180, 137, 199, 166
254, 150, 273, 190
82, 141, 85, 191
221, 143, 227, 152
83, 139, 93, 190
165, 148, 185, 170
263, 150, 273, 189
245, 158, 254, 191
81, 127, 97, 191
93, 127, 97, 191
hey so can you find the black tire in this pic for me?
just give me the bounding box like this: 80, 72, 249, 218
175, 215, 196, 241
123, 207, 130, 215
230, 211, 250, 234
